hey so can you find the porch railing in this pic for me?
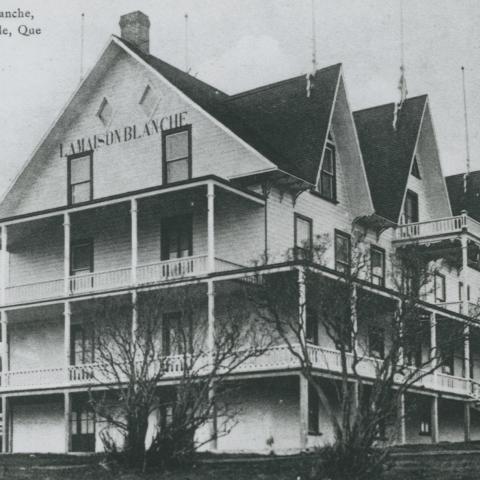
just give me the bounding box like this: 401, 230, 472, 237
4, 254, 237, 305
0, 345, 474, 397
394, 215, 465, 241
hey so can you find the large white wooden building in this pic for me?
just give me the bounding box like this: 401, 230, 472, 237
1, 10, 480, 454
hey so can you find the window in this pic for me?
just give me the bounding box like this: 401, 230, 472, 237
71, 324, 95, 365
318, 142, 336, 202
162, 126, 192, 184
411, 156, 421, 179
334, 230, 351, 274
419, 403, 431, 436
161, 215, 193, 260
308, 383, 320, 435
68, 152, 93, 205
163, 312, 192, 356
441, 349, 454, 375
97, 97, 112, 126
139, 85, 158, 117
419, 418, 431, 436
159, 404, 174, 431
71, 240, 93, 275
458, 282, 471, 301
404, 190, 419, 224
294, 214, 313, 258
434, 273, 446, 303
306, 308, 318, 345
369, 326, 385, 359
370, 246, 385, 287
70, 401, 95, 452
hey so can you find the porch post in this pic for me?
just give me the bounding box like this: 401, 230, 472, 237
464, 325, 471, 380
64, 391, 71, 452
398, 393, 406, 445
431, 396, 439, 444
299, 374, 308, 450
1, 310, 8, 375
131, 199, 138, 285
131, 291, 138, 343
298, 267, 306, 345
207, 182, 215, 273
207, 280, 217, 449
2, 395, 8, 453
464, 402, 471, 443
461, 231, 469, 316
64, 213, 71, 296
1, 225, 7, 306
430, 313, 438, 384
64, 302, 71, 382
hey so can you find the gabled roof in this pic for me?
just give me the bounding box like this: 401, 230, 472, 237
116, 36, 341, 184
353, 95, 428, 223
446, 171, 480, 220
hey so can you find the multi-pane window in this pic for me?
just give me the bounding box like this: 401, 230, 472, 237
161, 215, 193, 260
306, 308, 318, 345
308, 383, 320, 435
162, 126, 192, 184
420, 418, 431, 436
71, 240, 93, 275
370, 246, 385, 287
419, 402, 431, 436
68, 152, 93, 204
163, 312, 192, 356
368, 326, 385, 359
434, 273, 446, 303
71, 324, 95, 365
319, 142, 336, 201
411, 156, 421, 179
294, 214, 313, 258
404, 190, 419, 224
334, 230, 351, 274
70, 402, 95, 452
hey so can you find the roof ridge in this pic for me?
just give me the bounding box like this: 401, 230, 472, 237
353, 94, 428, 115
226, 63, 342, 101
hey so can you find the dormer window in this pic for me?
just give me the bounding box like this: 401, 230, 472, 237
318, 138, 336, 202
411, 156, 421, 179
139, 85, 158, 117
97, 98, 112, 126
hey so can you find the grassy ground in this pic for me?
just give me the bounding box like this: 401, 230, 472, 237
1, 448, 480, 479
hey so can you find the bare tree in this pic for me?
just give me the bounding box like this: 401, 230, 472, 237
246, 230, 466, 480
77, 282, 273, 470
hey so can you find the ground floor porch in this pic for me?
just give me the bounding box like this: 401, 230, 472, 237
1, 375, 480, 455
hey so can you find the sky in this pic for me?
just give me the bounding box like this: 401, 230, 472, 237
1, 0, 479, 198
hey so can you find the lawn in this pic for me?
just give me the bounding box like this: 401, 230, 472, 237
1, 449, 480, 479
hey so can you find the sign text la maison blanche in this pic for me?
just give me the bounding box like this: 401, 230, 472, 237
59, 111, 188, 158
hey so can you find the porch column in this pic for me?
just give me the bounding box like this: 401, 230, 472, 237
207, 182, 215, 273
207, 281, 217, 450
64, 213, 71, 296
397, 299, 404, 365
430, 312, 438, 373
131, 291, 138, 343
1, 310, 8, 375
431, 396, 439, 444
464, 325, 471, 380
64, 302, 71, 382
465, 402, 471, 443
131, 199, 138, 285
398, 393, 406, 445
64, 391, 71, 452
461, 230, 469, 316
1, 225, 7, 306
299, 374, 308, 450
2, 395, 8, 453
298, 267, 306, 345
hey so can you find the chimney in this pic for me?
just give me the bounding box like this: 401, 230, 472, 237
119, 11, 150, 54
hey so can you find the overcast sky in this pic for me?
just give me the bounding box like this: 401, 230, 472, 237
1, 0, 479, 197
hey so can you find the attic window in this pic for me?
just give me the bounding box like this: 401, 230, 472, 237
318, 139, 337, 202
97, 98, 112, 126
139, 85, 158, 117
411, 156, 421, 179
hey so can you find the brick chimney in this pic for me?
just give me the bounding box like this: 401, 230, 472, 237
119, 11, 150, 54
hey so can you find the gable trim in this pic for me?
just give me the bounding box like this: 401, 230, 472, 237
397, 99, 428, 224
112, 36, 278, 175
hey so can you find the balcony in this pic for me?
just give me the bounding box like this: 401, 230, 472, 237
0, 344, 473, 398
393, 214, 480, 244
4, 255, 242, 305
